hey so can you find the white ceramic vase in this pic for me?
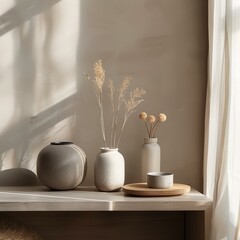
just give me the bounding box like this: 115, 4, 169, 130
94, 148, 125, 192
140, 138, 161, 182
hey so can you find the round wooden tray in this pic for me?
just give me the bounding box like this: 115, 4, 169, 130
122, 183, 191, 197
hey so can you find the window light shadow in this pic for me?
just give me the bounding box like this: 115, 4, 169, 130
0, 0, 61, 36
0, 0, 80, 171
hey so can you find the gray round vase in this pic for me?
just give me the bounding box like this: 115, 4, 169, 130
37, 142, 87, 190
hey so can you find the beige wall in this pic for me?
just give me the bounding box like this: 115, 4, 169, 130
0, 0, 208, 191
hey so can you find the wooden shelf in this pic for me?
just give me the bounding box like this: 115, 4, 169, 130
0, 185, 211, 211
0, 186, 212, 240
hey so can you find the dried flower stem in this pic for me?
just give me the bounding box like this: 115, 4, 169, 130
149, 123, 153, 137
109, 79, 115, 148
112, 76, 131, 148
92, 81, 107, 147
116, 111, 131, 147
91, 60, 107, 147
144, 121, 150, 137
116, 87, 146, 147
99, 97, 106, 147
152, 120, 160, 137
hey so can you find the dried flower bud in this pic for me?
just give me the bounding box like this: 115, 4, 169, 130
158, 113, 167, 122
139, 112, 147, 120
148, 115, 156, 123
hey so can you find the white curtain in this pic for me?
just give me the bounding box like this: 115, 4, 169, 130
204, 0, 240, 239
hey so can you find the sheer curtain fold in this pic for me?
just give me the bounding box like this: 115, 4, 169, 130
205, 0, 240, 239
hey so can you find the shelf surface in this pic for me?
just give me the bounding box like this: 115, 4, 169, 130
0, 186, 212, 212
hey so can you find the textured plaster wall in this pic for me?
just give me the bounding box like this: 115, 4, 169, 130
0, 0, 208, 191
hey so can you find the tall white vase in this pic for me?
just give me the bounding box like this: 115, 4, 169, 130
140, 138, 161, 182
94, 148, 125, 192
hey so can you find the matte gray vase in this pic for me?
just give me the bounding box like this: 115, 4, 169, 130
37, 142, 87, 190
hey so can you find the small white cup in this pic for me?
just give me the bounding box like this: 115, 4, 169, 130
147, 172, 174, 189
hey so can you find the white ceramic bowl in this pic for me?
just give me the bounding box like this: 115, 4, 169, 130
147, 172, 174, 189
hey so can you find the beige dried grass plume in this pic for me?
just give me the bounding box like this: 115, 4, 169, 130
87, 60, 146, 148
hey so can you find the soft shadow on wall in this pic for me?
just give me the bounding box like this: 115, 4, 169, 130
75, 0, 153, 186
0, 0, 208, 190
76, 0, 208, 189
0, 0, 79, 171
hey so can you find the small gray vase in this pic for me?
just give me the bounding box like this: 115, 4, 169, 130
37, 142, 87, 190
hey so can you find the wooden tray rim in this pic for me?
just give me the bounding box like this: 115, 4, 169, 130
122, 183, 191, 197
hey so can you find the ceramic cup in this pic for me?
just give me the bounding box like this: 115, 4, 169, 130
147, 172, 174, 189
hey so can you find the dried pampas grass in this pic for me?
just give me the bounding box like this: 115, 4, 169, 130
87, 60, 146, 148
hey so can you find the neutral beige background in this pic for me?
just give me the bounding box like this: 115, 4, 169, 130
0, 0, 208, 191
